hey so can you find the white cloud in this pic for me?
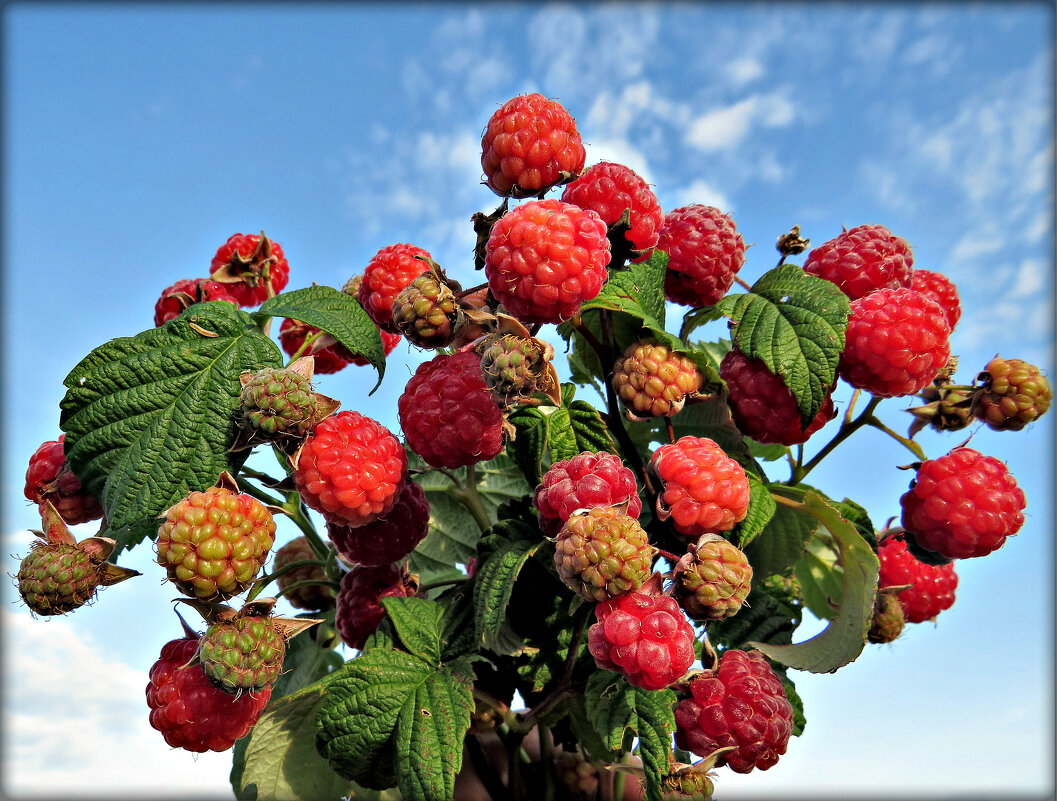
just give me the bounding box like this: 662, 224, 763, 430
582, 138, 653, 185
948, 231, 1005, 263
685, 93, 797, 152
672, 179, 732, 214
728, 56, 764, 86
1007, 257, 1047, 299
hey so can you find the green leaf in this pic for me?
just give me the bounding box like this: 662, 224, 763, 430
568, 400, 617, 454
707, 580, 802, 651
234, 682, 364, 801
579, 249, 668, 329
795, 535, 844, 621
474, 530, 544, 654
436, 583, 478, 662
584, 671, 675, 800
382, 596, 445, 666
393, 657, 475, 801
269, 614, 344, 701
733, 472, 777, 550
671, 396, 766, 480
59, 301, 283, 553
258, 285, 386, 393
715, 265, 850, 426
749, 492, 880, 673
564, 694, 619, 763
743, 490, 816, 582
546, 407, 579, 463
679, 305, 725, 341
506, 407, 548, 486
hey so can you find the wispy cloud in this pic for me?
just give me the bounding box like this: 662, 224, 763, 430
685, 93, 796, 152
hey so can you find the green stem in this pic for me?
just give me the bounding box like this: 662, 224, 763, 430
539, 723, 555, 801
790, 395, 883, 484
238, 465, 286, 487
289, 328, 325, 362
418, 577, 467, 594
269, 578, 341, 603
612, 764, 627, 801
864, 414, 927, 460
455, 462, 493, 534
235, 476, 285, 508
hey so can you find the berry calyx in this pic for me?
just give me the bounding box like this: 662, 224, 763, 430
484, 198, 611, 324
358, 243, 433, 333
588, 590, 696, 691
293, 411, 408, 527
612, 339, 704, 420
155, 476, 277, 601
553, 506, 655, 602
481, 93, 586, 198
659, 205, 746, 307
803, 224, 913, 300
533, 450, 642, 538
876, 534, 958, 624
674, 649, 794, 773
208, 231, 290, 307
328, 479, 430, 568
560, 161, 663, 264
838, 287, 952, 398
398, 350, 506, 469
720, 348, 836, 445
971, 355, 1051, 431
650, 437, 750, 538
899, 448, 1026, 560
672, 536, 753, 621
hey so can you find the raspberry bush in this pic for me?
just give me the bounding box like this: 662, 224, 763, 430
11, 92, 1049, 801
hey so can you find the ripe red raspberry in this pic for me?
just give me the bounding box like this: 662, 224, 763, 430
674, 649, 794, 773
561, 161, 663, 262
720, 349, 836, 445
24, 435, 103, 526
278, 318, 351, 374
659, 205, 746, 307
334, 563, 418, 650
612, 340, 704, 420
971, 355, 1052, 431
650, 437, 750, 538
484, 198, 611, 324
553, 506, 655, 602
587, 591, 696, 691
838, 287, 951, 398
481, 93, 586, 198
533, 451, 642, 538
910, 268, 961, 330
146, 634, 271, 752
328, 479, 430, 567
156, 486, 276, 601
209, 232, 290, 307
293, 411, 408, 527
398, 351, 506, 469
899, 448, 1026, 560
153, 277, 239, 326
803, 224, 913, 300
341, 273, 405, 363
877, 535, 958, 624
274, 536, 337, 611
358, 243, 433, 333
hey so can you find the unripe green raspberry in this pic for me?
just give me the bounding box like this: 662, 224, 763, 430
477, 333, 558, 407
392, 265, 464, 349
971, 355, 1051, 431
612, 340, 703, 420
673, 535, 753, 621
867, 589, 906, 644
239, 367, 318, 438
554, 506, 655, 602
662, 770, 715, 801
200, 614, 287, 693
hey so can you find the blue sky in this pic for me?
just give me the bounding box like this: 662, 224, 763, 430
2, 3, 1054, 799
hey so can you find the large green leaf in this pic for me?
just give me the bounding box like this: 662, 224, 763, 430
473, 529, 544, 654
59, 301, 283, 553
584, 671, 675, 801
715, 265, 850, 426
382, 596, 446, 665
749, 492, 879, 673
743, 489, 817, 583
257, 285, 386, 392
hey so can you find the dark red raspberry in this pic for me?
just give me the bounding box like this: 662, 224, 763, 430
481, 93, 586, 198
803, 224, 913, 300
146, 634, 271, 752
561, 161, 663, 262
659, 205, 746, 307
877, 535, 958, 624
334, 563, 418, 650
587, 591, 696, 691
838, 287, 951, 398
534, 451, 642, 538
24, 436, 103, 526
650, 437, 750, 538
484, 198, 611, 324
209, 232, 290, 307
278, 318, 351, 374
153, 277, 239, 327
293, 411, 408, 527
720, 349, 836, 445
910, 269, 961, 330
674, 649, 794, 773
971, 355, 1051, 431
358, 243, 433, 333
398, 351, 506, 469
328, 480, 430, 567
899, 448, 1026, 560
